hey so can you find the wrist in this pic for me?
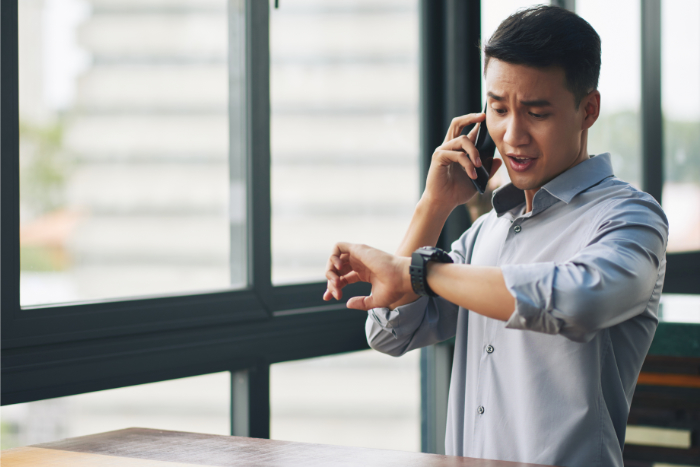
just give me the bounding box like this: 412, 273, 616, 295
408, 247, 453, 297
386, 257, 418, 310
400, 256, 413, 295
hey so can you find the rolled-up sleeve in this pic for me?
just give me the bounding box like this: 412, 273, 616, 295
504, 196, 668, 343
366, 214, 489, 356
366, 296, 459, 356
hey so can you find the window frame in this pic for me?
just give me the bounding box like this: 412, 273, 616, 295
640, 0, 700, 291
1, 0, 370, 411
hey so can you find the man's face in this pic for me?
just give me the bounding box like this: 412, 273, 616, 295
484, 59, 593, 192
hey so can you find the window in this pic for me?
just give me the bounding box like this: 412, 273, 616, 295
18, 0, 246, 306
270, 349, 420, 451
269, 0, 420, 285
1, 373, 230, 449
3, 0, 374, 417
661, 0, 700, 253
576, 0, 642, 187
660, 294, 700, 324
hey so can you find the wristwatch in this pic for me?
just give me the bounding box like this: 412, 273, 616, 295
410, 247, 454, 297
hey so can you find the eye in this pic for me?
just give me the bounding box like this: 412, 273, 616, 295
529, 111, 548, 119
492, 107, 507, 114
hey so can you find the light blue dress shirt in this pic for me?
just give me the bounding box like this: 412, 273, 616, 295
366, 154, 668, 467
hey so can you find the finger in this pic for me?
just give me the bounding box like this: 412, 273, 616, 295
444, 113, 485, 143
434, 148, 478, 179
323, 288, 333, 301
324, 275, 341, 300
330, 280, 342, 300
326, 255, 350, 279
324, 277, 340, 300
326, 268, 339, 282
467, 121, 480, 142
346, 295, 374, 311
330, 242, 352, 267
333, 252, 349, 270
330, 260, 365, 300
325, 257, 341, 288
326, 243, 359, 300
329, 270, 361, 301
443, 113, 486, 144
326, 252, 339, 275
441, 135, 482, 170
332, 254, 343, 270
331, 258, 356, 279
325, 270, 342, 295
338, 271, 361, 287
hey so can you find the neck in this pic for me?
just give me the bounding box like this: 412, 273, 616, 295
522, 129, 590, 213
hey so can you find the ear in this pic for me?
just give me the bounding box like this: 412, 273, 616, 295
580, 90, 600, 130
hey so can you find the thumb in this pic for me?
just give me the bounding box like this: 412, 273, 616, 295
346, 295, 374, 311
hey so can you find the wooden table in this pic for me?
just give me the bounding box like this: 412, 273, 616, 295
2, 427, 552, 467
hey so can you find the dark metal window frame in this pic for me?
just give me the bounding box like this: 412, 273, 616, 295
1, 0, 370, 433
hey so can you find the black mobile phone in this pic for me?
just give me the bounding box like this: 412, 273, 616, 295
470, 104, 496, 194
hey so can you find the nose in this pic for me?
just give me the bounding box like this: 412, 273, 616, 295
502, 114, 531, 148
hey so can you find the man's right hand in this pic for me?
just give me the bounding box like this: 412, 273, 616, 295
392, 111, 503, 266
423, 112, 502, 210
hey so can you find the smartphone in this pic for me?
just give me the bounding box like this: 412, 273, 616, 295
470, 104, 496, 194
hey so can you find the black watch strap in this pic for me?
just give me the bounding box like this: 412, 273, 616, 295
410, 247, 454, 297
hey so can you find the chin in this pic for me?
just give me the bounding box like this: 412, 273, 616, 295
506, 171, 539, 192
511, 181, 536, 191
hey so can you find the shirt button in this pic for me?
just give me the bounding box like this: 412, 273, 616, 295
477, 406, 485, 415
513, 225, 522, 233
486, 345, 494, 354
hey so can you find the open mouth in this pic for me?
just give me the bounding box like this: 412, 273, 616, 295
507, 155, 537, 172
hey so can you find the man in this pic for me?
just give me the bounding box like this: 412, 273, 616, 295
323, 5, 668, 467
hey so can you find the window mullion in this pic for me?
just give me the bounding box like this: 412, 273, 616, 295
247, 0, 273, 303
641, 0, 663, 203
1, 0, 22, 331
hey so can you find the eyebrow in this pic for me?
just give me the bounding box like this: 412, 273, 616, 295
487, 92, 552, 107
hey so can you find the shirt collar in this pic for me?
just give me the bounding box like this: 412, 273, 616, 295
492, 153, 615, 215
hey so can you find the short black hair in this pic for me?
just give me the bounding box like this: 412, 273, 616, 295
484, 5, 601, 108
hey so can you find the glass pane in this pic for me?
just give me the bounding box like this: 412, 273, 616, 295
0, 373, 230, 449
270, 349, 420, 451
661, 0, 700, 253
270, 0, 419, 285
18, 0, 246, 306
659, 294, 700, 324
577, 0, 642, 188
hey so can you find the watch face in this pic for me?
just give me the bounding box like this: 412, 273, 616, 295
418, 247, 453, 263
